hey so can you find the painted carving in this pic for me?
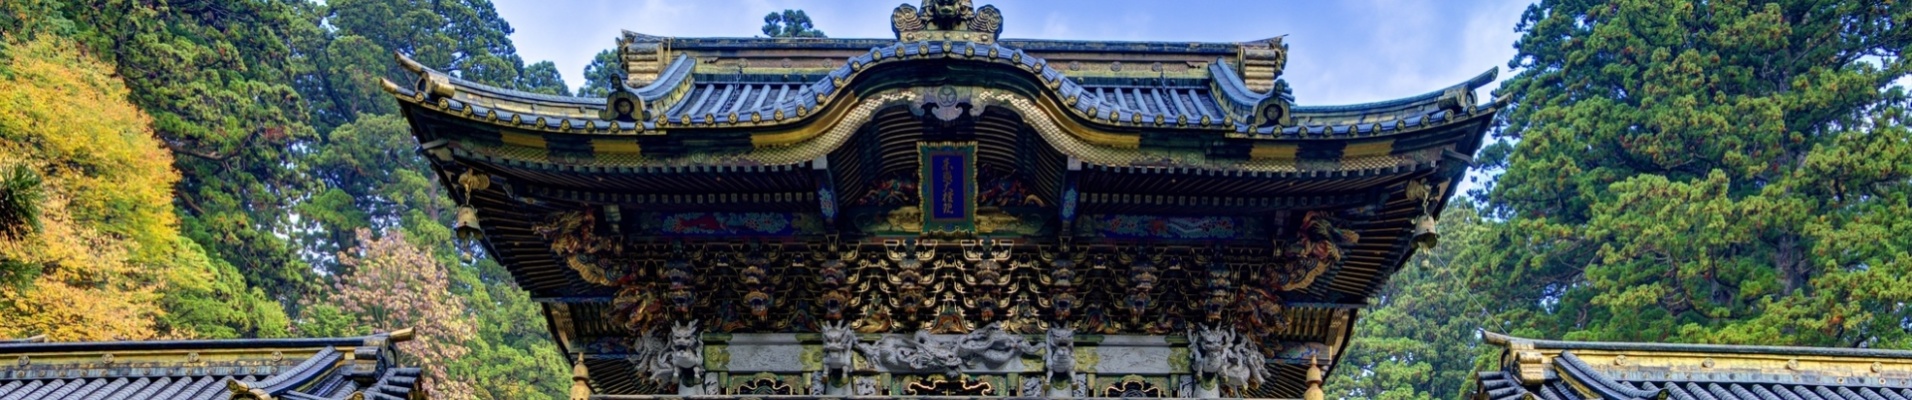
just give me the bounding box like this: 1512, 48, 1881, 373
955, 322, 1040, 368
977, 169, 1044, 207
1189, 324, 1269, 391
735, 376, 793, 395
1271, 211, 1359, 291
1198, 246, 1234, 323
1103, 375, 1167, 398
1079, 214, 1253, 239
1038, 239, 1083, 326
737, 241, 783, 323
1044, 327, 1075, 384
820, 321, 857, 380
633, 320, 706, 388
1232, 210, 1360, 350
855, 330, 965, 376
889, 3, 924, 35
532, 210, 624, 286
960, 239, 1014, 324
892, 0, 1003, 42
919, 0, 976, 31
648, 212, 824, 236
855, 173, 918, 206
663, 242, 701, 316
815, 237, 856, 321
1020, 376, 1044, 397
1122, 245, 1162, 324
853, 377, 881, 396
906, 377, 996, 396
884, 239, 938, 323
970, 5, 1003, 36
916, 86, 983, 122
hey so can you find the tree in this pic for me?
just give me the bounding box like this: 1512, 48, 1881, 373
0, 33, 288, 340
521, 61, 572, 96
14, 0, 334, 315
762, 9, 826, 38
577, 49, 623, 97
1326, 204, 1507, 400
1479, 0, 1912, 347
329, 229, 478, 399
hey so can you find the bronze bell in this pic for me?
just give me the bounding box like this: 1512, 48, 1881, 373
1411, 214, 1439, 250
454, 206, 483, 240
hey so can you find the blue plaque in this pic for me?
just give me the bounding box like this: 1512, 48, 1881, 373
919, 142, 977, 234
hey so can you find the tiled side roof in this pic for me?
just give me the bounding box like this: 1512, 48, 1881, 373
0, 331, 424, 400
1476, 332, 1912, 400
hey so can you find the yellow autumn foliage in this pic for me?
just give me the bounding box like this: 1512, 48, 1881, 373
0, 35, 210, 340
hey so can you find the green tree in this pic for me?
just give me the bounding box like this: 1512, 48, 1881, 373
1480, 0, 1912, 348
521, 61, 572, 96
2, 0, 571, 394
577, 49, 623, 97
762, 9, 826, 38
1327, 204, 1506, 400
0, 32, 288, 340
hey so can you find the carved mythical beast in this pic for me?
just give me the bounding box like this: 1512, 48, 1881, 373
1189, 324, 1269, 390
1044, 327, 1075, 384
821, 321, 857, 380
955, 322, 1040, 368
855, 329, 964, 376
634, 320, 705, 386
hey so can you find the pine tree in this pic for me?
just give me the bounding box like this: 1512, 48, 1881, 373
1478, 0, 1912, 347
762, 9, 827, 38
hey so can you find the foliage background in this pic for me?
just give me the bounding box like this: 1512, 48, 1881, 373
0, 0, 1905, 399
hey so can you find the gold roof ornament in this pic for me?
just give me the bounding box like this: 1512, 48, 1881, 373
892, 0, 1003, 44
454, 206, 483, 240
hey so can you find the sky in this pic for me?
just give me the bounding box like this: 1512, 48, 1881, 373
492, 0, 1535, 106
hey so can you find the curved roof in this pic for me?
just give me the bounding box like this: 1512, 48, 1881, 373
1476, 332, 1912, 400
0, 331, 424, 400
384, 35, 1499, 152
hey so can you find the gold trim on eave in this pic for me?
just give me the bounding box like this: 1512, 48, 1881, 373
1250, 143, 1298, 160
1343, 140, 1395, 158
593, 139, 642, 154
500, 132, 548, 149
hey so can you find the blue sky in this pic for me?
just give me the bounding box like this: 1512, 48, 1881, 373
493, 0, 1534, 106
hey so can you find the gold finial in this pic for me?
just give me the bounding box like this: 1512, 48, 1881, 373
570, 357, 594, 400
388, 327, 416, 343
1304, 356, 1325, 400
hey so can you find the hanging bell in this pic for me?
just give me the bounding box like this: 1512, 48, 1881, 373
454, 206, 483, 240
1411, 214, 1438, 250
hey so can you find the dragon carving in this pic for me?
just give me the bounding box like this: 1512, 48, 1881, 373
855, 330, 965, 376
954, 322, 1040, 368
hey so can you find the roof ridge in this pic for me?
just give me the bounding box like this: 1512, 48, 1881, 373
1485, 331, 1912, 359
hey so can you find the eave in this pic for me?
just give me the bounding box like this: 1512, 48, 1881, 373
1477, 332, 1912, 400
